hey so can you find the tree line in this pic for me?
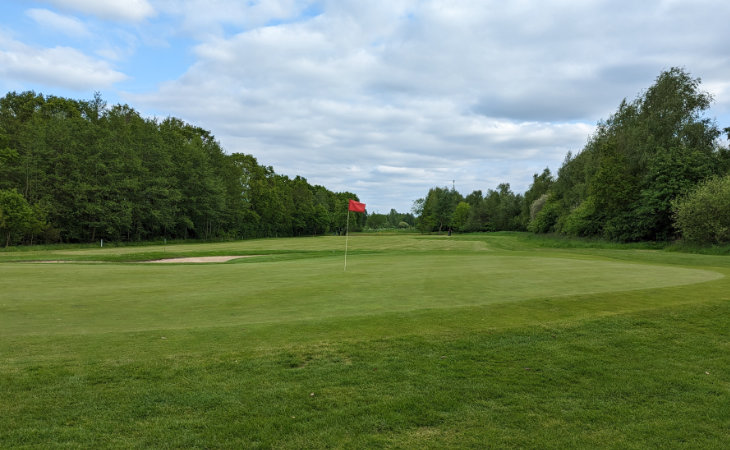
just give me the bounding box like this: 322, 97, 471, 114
365, 209, 416, 230
415, 68, 730, 244
0, 92, 363, 246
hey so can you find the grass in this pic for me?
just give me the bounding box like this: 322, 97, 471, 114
1, 232, 729, 448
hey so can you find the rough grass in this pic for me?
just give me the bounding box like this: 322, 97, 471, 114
1, 233, 729, 448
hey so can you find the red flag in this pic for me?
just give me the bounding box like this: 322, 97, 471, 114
348, 199, 366, 213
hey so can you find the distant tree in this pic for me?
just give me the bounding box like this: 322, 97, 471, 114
366, 213, 388, 229
451, 201, 471, 231
463, 190, 489, 232
482, 183, 522, 231
332, 192, 363, 234
384, 209, 397, 227
416, 187, 462, 233
413, 183, 526, 233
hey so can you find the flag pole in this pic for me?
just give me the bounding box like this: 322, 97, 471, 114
344, 199, 365, 272
344, 208, 350, 271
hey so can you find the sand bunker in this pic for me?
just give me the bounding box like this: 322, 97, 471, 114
146, 255, 257, 263
26, 255, 259, 264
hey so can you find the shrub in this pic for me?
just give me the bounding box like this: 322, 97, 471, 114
529, 194, 548, 222
528, 196, 561, 233
560, 197, 602, 237
672, 175, 730, 244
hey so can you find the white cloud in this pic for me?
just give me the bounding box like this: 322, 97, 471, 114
119, 2, 623, 210
41, 0, 155, 22
26, 8, 91, 38
153, 0, 320, 39
0, 36, 127, 90
27, 0, 723, 212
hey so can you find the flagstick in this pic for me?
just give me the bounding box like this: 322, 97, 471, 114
344, 209, 350, 271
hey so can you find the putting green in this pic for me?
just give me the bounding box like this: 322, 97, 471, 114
0, 252, 721, 337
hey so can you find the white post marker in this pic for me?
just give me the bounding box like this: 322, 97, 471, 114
344, 199, 366, 272
344, 208, 350, 271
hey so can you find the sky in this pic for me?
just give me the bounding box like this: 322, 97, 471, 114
1, 0, 729, 213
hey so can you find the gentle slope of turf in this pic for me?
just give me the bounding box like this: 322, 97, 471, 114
1, 233, 728, 447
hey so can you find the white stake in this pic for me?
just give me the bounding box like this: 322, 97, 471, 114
344, 209, 350, 271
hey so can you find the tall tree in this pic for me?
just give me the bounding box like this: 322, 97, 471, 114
0, 91, 358, 245
532, 68, 727, 241
519, 168, 554, 228
416, 187, 462, 233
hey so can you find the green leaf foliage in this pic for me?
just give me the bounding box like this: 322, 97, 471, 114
530, 67, 728, 241
519, 168, 554, 228
451, 201, 471, 231
672, 174, 730, 244
0, 91, 359, 244
0, 188, 41, 246
415, 184, 525, 234
411, 70, 727, 243
416, 187, 463, 233
528, 195, 561, 233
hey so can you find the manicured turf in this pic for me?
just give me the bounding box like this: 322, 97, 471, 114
1, 233, 729, 448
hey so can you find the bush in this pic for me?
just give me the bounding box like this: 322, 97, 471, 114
559, 197, 602, 237
672, 175, 730, 244
529, 194, 548, 222
528, 196, 561, 233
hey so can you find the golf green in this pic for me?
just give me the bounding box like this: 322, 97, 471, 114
1, 249, 721, 336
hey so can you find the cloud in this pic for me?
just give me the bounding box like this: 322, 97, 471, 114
153, 0, 322, 38
116, 1, 730, 211
26, 8, 91, 38
120, 3, 597, 210
0, 36, 127, 90
40, 0, 155, 22
2, 1, 728, 212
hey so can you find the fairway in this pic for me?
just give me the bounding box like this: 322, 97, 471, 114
1, 233, 729, 448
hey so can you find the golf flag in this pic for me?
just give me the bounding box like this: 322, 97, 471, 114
348, 199, 366, 213
344, 199, 365, 271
